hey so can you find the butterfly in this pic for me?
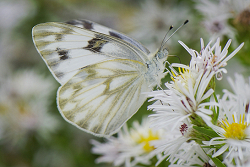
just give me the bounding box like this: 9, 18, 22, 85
32, 19, 187, 137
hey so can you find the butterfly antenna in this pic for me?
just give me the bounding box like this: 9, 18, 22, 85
159, 25, 174, 51
160, 20, 189, 51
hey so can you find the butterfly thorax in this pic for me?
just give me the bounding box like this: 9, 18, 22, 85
144, 49, 168, 88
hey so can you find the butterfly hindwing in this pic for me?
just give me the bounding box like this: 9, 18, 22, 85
32, 22, 149, 85
57, 59, 150, 136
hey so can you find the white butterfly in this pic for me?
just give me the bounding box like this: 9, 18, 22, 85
32, 19, 187, 137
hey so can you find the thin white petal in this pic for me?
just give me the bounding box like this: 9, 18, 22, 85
198, 108, 213, 115
219, 42, 244, 66
196, 111, 212, 121
201, 89, 214, 101
212, 144, 229, 157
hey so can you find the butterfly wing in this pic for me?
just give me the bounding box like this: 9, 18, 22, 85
32, 22, 149, 85
32, 22, 151, 136
58, 59, 149, 136
65, 19, 150, 55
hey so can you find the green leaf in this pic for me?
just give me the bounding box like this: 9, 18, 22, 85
211, 93, 219, 125
193, 126, 220, 138
208, 155, 226, 167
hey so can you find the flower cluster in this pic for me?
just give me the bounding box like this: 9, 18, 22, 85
91, 117, 165, 167
91, 38, 249, 167
203, 73, 250, 167
130, 0, 194, 51
0, 71, 60, 147
195, 0, 250, 40
148, 38, 248, 167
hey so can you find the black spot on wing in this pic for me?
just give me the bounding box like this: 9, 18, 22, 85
109, 31, 123, 39
66, 20, 79, 26
55, 34, 63, 41
109, 31, 150, 54
82, 20, 93, 30
84, 37, 108, 53
66, 20, 93, 30
56, 48, 69, 60
55, 72, 64, 79
59, 53, 68, 60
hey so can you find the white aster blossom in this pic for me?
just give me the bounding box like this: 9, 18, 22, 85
203, 97, 250, 167
130, 0, 193, 51
0, 0, 34, 77
195, 0, 250, 40
202, 16, 235, 41
149, 70, 215, 131
226, 0, 250, 26
222, 73, 250, 105
148, 38, 244, 166
177, 38, 244, 80
169, 141, 213, 167
0, 0, 32, 30
0, 71, 60, 147
149, 38, 242, 131
91, 117, 164, 167
195, 0, 235, 40
151, 121, 193, 166
206, 73, 250, 167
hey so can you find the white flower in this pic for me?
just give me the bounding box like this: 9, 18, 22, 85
91, 117, 164, 167
149, 69, 215, 131
0, 0, 34, 77
195, 0, 250, 39
177, 38, 244, 80
195, 0, 235, 40
169, 141, 213, 167
195, 0, 230, 18
91, 137, 124, 166
203, 97, 250, 166
202, 16, 236, 41
147, 38, 244, 166
226, 0, 250, 26
151, 122, 191, 166
222, 73, 250, 105
0, 0, 31, 30
0, 71, 60, 146
130, 0, 193, 51
150, 121, 213, 166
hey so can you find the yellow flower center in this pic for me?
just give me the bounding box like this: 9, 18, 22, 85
171, 67, 195, 91
135, 129, 160, 152
222, 114, 248, 140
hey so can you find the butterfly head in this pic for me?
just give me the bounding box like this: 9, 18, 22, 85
156, 47, 169, 60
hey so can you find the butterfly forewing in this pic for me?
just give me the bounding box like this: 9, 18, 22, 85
66, 19, 150, 55
32, 22, 149, 85
57, 59, 149, 136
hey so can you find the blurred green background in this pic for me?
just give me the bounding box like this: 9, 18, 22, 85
0, 0, 249, 166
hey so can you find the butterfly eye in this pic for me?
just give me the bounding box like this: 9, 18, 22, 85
162, 48, 169, 58
157, 48, 168, 59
